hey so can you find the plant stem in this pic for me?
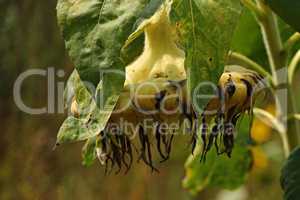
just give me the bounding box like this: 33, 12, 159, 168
255, 0, 285, 85
241, 0, 263, 19
293, 114, 300, 121
288, 50, 300, 84
254, 108, 289, 157
284, 32, 300, 52
287, 82, 300, 148
254, 0, 300, 156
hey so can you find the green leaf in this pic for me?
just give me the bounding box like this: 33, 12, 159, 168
182, 119, 252, 194
57, 116, 98, 144
82, 136, 98, 167
183, 143, 251, 195
62, 70, 122, 140
57, 0, 145, 85
57, 0, 132, 133
230, 9, 269, 73
266, 0, 300, 32
56, 0, 164, 87
57, 0, 164, 137
281, 147, 300, 200
63, 71, 76, 109
64, 70, 97, 120
231, 9, 264, 58
171, 0, 243, 112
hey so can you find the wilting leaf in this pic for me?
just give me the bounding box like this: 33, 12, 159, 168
64, 70, 97, 120
183, 119, 252, 194
57, 0, 137, 133
82, 136, 98, 167
57, 0, 164, 136
57, 116, 98, 144
63, 70, 76, 109
171, 0, 243, 112
266, 0, 300, 32
57, 0, 145, 85
62, 70, 120, 140
56, 0, 164, 89
281, 147, 300, 200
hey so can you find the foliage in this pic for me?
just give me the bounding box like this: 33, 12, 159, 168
171, 0, 242, 110
4, 0, 298, 199
281, 147, 300, 200
55, 0, 300, 197
183, 118, 252, 194
56, 0, 165, 141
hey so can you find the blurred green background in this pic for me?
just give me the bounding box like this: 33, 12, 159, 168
0, 0, 293, 199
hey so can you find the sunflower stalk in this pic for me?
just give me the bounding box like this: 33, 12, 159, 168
251, 0, 300, 156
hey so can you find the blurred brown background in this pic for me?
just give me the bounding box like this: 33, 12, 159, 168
0, 0, 286, 200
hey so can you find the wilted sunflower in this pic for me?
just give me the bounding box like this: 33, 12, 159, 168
61, 2, 265, 174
